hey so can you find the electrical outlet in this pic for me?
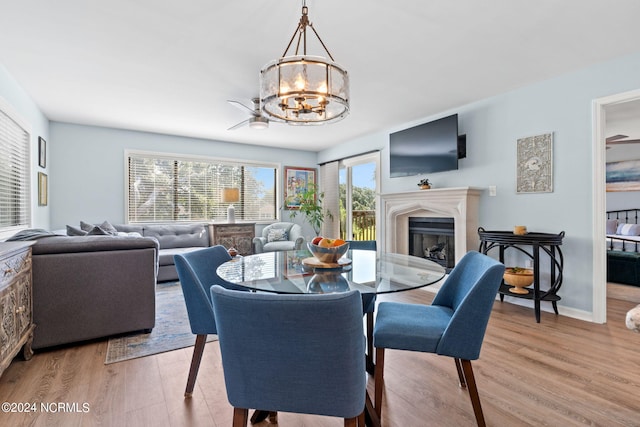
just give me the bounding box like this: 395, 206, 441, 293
489, 186, 497, 196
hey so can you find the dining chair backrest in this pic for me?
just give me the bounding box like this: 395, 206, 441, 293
346, 240, 376, 251
432, 251, 505, 360
210, 286, 366, 419
174, 245, 240, 335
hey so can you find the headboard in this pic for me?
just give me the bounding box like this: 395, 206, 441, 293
607, 209, 640, 224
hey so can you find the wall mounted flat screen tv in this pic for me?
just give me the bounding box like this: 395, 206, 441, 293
389, 114, 460, 178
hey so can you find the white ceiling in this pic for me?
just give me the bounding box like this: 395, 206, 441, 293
1, 0, 640, 151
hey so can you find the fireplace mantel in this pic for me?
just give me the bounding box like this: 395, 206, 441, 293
380, 187, 483, 264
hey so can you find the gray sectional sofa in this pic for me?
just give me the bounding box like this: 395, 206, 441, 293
113, 223, 211, 282
29, 222, 214, 349
31, 234, 159, 349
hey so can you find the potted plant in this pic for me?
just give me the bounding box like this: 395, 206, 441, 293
418, 178, 431, 189
289, 183, 333, 236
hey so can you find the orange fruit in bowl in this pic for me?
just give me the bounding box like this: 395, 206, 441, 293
332, 239, 346, 247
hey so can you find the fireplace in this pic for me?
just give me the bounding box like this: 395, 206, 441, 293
409, 217, 455, 270
380, 187, 483, 265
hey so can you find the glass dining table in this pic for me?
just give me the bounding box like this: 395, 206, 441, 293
216, 248, 446, 296
216, 248, 446, 427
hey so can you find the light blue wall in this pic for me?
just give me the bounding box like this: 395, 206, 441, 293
49, 122, 318, 235
320, 51, 640, 315
0, 64, 50, 232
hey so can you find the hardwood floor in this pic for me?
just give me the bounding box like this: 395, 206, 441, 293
1, 285, 639, 427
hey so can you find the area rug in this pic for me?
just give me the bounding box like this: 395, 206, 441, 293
105, 281, 217, 364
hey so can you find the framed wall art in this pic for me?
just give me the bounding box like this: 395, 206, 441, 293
38, 172, 48, 206
284, 166, 316, 209
516, 132, 553, 194
38, 136, 46, 168
606, 159, 640, 192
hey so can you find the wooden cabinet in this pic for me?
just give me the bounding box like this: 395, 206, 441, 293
0, 242, 35, 377
209, 223, 255, 256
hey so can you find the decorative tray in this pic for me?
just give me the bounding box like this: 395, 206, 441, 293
301, 257, 352, 269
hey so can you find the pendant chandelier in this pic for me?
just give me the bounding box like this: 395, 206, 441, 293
260, 1, 349, 125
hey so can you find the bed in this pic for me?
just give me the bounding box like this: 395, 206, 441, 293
607, 209, 640, 286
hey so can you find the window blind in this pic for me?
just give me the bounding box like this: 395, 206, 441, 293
126, 152, 277, 223
0, 108, 30, 234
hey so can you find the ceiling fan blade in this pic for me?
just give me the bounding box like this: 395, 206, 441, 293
607, 139, 640, 145
227, 100, 259, 116
227, 118, 250, 131
606, 134, 629, 142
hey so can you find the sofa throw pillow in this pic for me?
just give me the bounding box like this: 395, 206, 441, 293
99, 220, 118, 235
606, 219, 618, 234
87, 225, 110, 235
80, 220, 94, 232
80, 220, 118, 235
267, 229, 288, 243
617, 223, 640, 236
67, 225, 88, 236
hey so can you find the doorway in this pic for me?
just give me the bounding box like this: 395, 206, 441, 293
593, 88, 640, 323
338, 152, 380, 242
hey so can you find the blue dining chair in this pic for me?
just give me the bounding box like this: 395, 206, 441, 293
210, 286, 367, 427
174, 245, 247, 397
373, 251, 504, 426
347, 240, 377, 371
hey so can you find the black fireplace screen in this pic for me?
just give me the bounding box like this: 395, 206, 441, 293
408, 217, 455, 270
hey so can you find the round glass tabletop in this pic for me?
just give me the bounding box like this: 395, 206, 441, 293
216, 249, 446, 295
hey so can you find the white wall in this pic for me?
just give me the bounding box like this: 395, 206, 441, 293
49, 122, 319, 236
0, 64, 50, 233
320, 51, 640, 318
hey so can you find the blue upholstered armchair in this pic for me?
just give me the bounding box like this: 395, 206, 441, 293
174, 245, 246, 397
252, 222, 305, 253
210, 286, 366, 426
373, 251, 504, 426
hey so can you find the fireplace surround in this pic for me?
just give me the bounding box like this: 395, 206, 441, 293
380, 187, 483, 265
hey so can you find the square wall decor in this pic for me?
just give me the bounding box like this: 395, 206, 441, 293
516, 132, 553, 194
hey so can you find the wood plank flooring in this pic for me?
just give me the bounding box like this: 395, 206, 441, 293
1, 284, 639, 427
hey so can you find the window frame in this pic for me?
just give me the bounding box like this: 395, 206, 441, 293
124, 149, 280, 224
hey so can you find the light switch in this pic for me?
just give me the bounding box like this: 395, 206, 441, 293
489, 186, 497, 196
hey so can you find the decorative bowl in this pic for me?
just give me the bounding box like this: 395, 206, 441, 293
307, 241, 350, 264
307, 272, 350, 293
503, 267, 533, 294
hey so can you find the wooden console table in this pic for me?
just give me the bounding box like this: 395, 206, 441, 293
478, 227, 565, 323
0, 242, 36, 378
208, 223, 255, 256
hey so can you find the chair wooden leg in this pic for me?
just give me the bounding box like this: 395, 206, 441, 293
184, 334, 207, 397
345, 415, 358, 426
374, 347, 385, 419
460, 359, 486, 427
357, 409, 365, 426
232, 407, 249, 427
366, 312, 375, 373
454, 357, 467, 388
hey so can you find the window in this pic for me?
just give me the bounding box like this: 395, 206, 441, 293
0, 101, 31, 237
126, 151, 277, 223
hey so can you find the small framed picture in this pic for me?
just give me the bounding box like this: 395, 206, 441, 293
38, 172, 48, 206
38, 137, 47, 168
284, 166, 316, 210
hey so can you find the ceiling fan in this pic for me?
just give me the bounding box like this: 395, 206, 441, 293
606, 134, 640, 148
227, 98, 269, 130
